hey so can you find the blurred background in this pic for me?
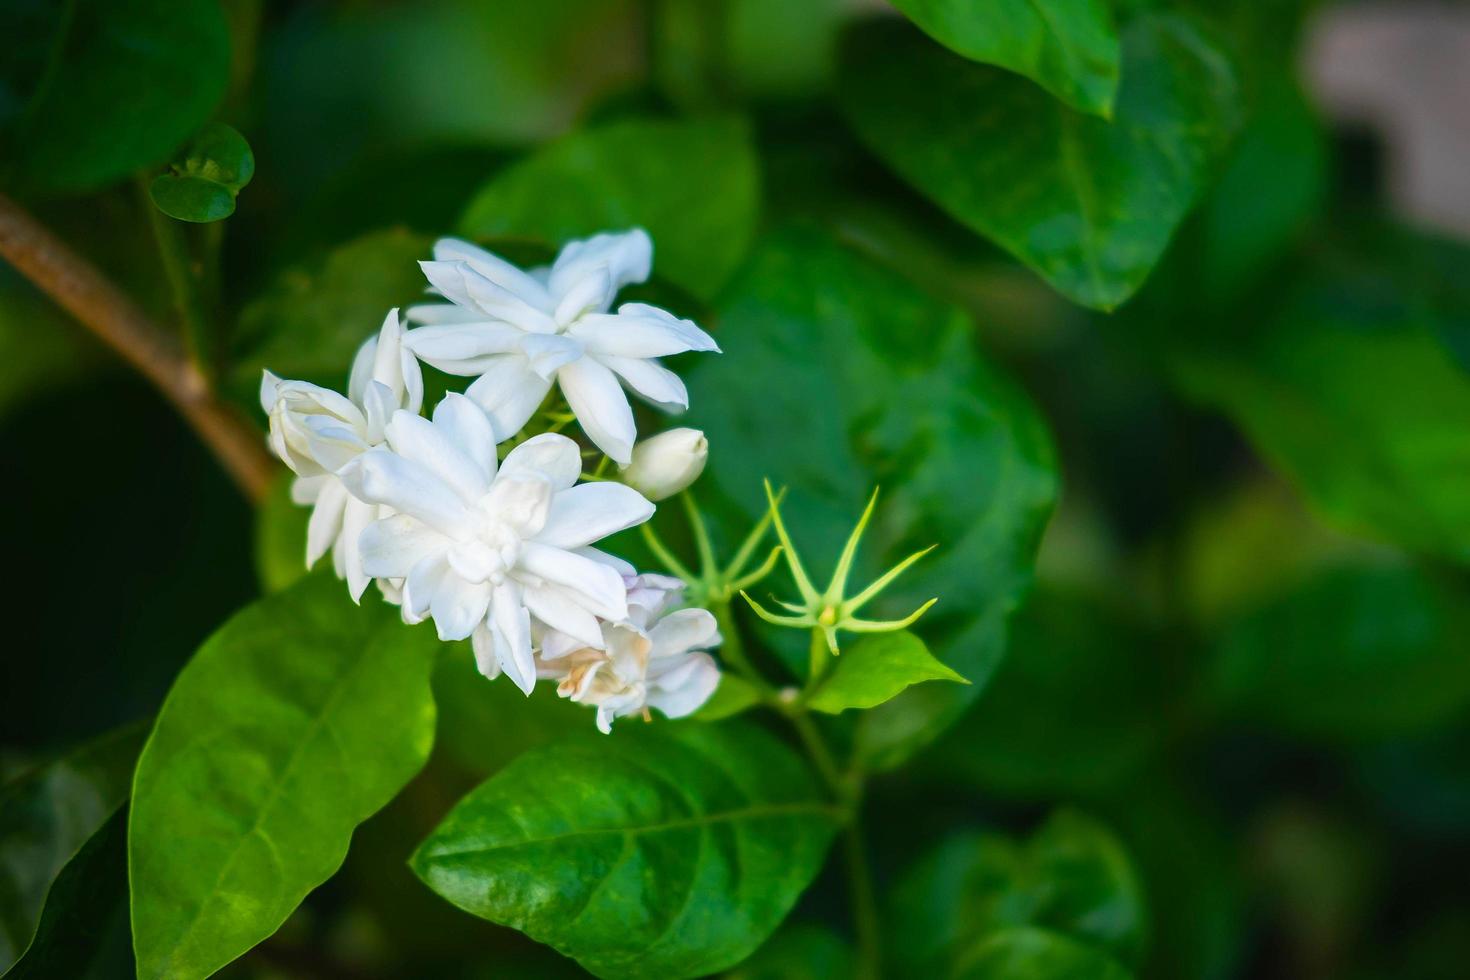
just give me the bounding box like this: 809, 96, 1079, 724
5, 1, 1470, 978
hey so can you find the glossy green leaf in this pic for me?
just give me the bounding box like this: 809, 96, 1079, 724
686, 228, 1057, 769
412, 721, 841, 979
805, 631, 966, 714
953, 927, 1135, 980
458, 116, 759, 300
890, 810, 1147, 974
1169, 229, 1470, 560
923, 589, 1164, 799
129, 571, 440, 980
726, 923, 853, 978
888, 0, 1119, 116
695, 674, 764, 721
0, 723, 146, 972
0, 0, 230, 195
839, 14, 1240, 310
1209, 564, 1470, 740
149, 123, 255, 223
5, 809, 132, 980
231, 229, 431, 400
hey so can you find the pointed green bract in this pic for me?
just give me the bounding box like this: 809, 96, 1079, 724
805, 631, 966, 715
412, 722, 840, 980
839, 14, 1240, 310
129, 572, 439, 980
888, 0, 1119, 116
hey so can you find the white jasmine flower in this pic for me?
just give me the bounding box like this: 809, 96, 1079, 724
538, 573, 720, 733
260, 310, 423, 599
406, 230, 720, 464
339, 393, 655, 694
619, 427, 708, 501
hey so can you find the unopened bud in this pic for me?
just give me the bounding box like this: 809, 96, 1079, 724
621, 428, 708, 500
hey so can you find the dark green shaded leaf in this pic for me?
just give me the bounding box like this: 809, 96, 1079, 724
1209, 564, 1470, 739
5, 809, 132, 980
888, 0, 1119, 116
890, 810, 1146, 974
840, 14, 1240, 310
726, 923, 853, 978
695, 674, 764, 721
149, 175, 236, 223
412, 721, 840, 979
129, 571, 440, 980
0, 0, 230, 195
954, 927, 1135, 980
149, 122, 255, 223
254, 472, 313, 593
805, 631, 966, 715
458, 117, 759, 300
686, 228, 1057, 769
0, 723, 146, 972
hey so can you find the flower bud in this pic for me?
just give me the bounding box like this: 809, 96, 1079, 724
620, 428, 708, 501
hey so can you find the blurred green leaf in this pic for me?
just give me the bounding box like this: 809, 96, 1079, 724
4, 808, 132, 980
0, 0, 229, 195
923, 589, 1163, 799
0, 269, 106, 423
806, 631, 966, 715
0, 722, 146, 972
888, 0, 1119, 116
839, 13, 1240, 310
129, 571, 439, 980
889, 810, 1147, 974
1209, 564, 1470, 740
412, 721, 840, 980
149, 122, 254, 223
459, 116, 759, 301
254, 472, 312, 593
695, 674, 764, 721
953, 927, 1135, 980
231, 228, 431, 400
725, 923, 853, 978
686, 228, 1057, 769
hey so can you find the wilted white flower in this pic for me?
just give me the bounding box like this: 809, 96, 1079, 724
406, 230, 719, 464
538, 572, 720, 733
620, 427, 708, 501
339, 393, 655, 693
260, 310, 423, 599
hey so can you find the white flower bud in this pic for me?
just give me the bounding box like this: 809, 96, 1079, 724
620, 428, 708, 501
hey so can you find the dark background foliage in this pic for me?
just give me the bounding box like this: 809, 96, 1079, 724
5, 1, 1470, 978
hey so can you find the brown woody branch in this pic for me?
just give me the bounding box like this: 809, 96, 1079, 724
0, 192, 277, 502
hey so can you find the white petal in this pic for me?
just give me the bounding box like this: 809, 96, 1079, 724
406, 321, 527, 373
418, 261, 478, 310
463, 355, 553, 440
535, 482, 654, 550
306, 478, 349, 567
482, 472, 552, 538
646, 652, 719, 719
575, 546, 636, 577
406, 303, 484, 326
358, 513, 448, 579
522, 582, 605, 649
430, 573, 493, 641
471, 622, 501, 680
383, 410, 492, 506
553, 266, 612, 325
460, 267, 557, 333
291, 474, 329, 505
433, 238, 552, 309
260, 369, 283, 413
433, 392, 499, 478
338, 449, 471, 536
498, 432, 583, 490
599, 355, 688, 412
557, 356, 636, 464
519, 332, 584, 380
647, 608, 721, 658
492, 582, 536, 694
359, 380, 399, 441
516, 542, 628, 621
338, 496, 376, 602
568, 304, 718, 358
549, 229, 652, 301
404, 554, 451, 621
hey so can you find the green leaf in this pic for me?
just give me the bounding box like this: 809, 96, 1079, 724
1209, 564, 1470, 740
149, 123, 255, 223
805, 631, 966, 714
411, 721, 841, 979
0, 0, 230, 195
725, 923, 853, 978
1168, 228, 1470, 560
0, 723, 147, 972
890, 810, 1147, 974
458, 116, 760, 301
5, 809, 132, 980
887, 0, 1119, 116
953, 927, 1135, 980
839, 13, 1241, 310
922, 589, 1164, 799
695, 674, 764, 721
129, 571, 440, 980
231, 229, 431, 400
686, 228, 1057, 769
254, 472, 313, 593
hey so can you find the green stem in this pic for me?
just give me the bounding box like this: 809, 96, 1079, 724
711, 599, 774, 699
681, 492, 717, 580
140, 180, 215, 383
844, 817, 882, 979
788, 712, 845, 800
806, 628, 830, 690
